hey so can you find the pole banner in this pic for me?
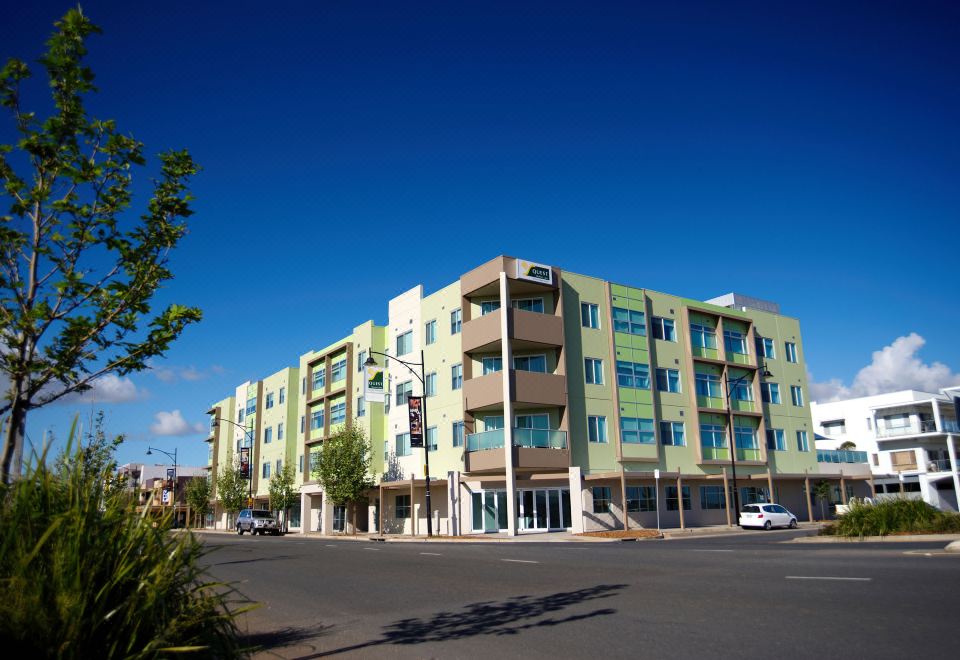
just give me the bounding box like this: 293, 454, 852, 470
239, 446, 250, 479
364, 364, 386, 403
408, 396, 424, 448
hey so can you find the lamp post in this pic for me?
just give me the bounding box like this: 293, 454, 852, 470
211, 417, 256, 508
365, 350, 433, 537
723, 364, 772, 517
146, 446, 178, 521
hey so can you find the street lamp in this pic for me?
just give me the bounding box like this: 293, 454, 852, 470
146, 446, 178, 520
210, 417, 256, 508
724, 364, 773, 518
365, 349, 433, 537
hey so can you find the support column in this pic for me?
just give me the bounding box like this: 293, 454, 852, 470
499, 272, 518, 536
948, 435, 960, 512
448, 470, 459, 536
767, 470, 775, 504
568, 467, 584, 533
379, 484, 384, 535
869, 474, 876, 499
409, 480, 415, 537
840, 473, 848, 505
804, 472, 814, 523
620, 466, 629, 531
677, 473, 685, 529
722, 468, 732, 527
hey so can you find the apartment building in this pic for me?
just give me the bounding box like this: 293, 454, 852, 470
205, 255, 869, 534
812, 389, 960, 512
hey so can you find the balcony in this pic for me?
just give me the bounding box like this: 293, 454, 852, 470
877, 420, 938, 438
462, 308, 564, 354
928, 458, 955, 472
466, 428, 568, 452
462, 370, 567, 412
817, 449, 869, 464
464, 428, 569, 473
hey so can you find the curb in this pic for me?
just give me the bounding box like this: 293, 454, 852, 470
787, 533, 960, 544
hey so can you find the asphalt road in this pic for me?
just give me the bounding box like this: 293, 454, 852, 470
200, 530, 960, 659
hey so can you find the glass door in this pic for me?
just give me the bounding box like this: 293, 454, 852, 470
472, 490, 509, 532
517, 488, 570, 530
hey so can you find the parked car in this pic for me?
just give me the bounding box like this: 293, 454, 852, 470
739, 503, 798, 530
236, 509, 280, 535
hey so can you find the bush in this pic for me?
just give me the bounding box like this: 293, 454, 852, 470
0, 419, 249, 658
822, 497, 960, 538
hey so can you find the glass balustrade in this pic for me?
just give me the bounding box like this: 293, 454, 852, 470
465, 428, 567, 451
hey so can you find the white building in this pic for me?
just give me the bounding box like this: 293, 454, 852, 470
811, 389, 960, 511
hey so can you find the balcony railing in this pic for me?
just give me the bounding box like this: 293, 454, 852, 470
466, 428, 567, 452
928, 458, 955, 472
877, 420, 938, 438
817, 449, 869, 464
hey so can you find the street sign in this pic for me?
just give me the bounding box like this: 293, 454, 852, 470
654, 469, 660, 480
364, 364, 386, 403
408, 396, 424, 448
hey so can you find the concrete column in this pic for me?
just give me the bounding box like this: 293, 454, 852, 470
767, 470, 775, 504
620, 467, 629, 531
804, 472, 814, 523
677, 473, 685, 529
869, 475, 876, 499
409, 480, 415, 537
378, 484, 384, 535
448, 470, 460, 536
299, 491, 308, 534
948, 435, 960, 511
840, 474, 848, 505
932, 398, 943, 431
722, 468, 732, 527
499, 272, 518, 536
568, 466, 584, 533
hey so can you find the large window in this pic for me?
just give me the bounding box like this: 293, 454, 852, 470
734, 424, 758, 452
425, 372, 437, 397
482, 356, 502, 375
514, 354, 547, 373
312, 368, 325, 392
426, 426, 437, 452
395, 381, 413, 406
480, 300, 501, 316
626, 486, 656, 512
695, 372, 722, 398
660, 421, 685, 446
310, 409, 324, 431
656, 368, 681, 393
588, 415, 608, 443
796, 430, 810, 452
621, 417, 655, 444
765, 428, 786, 451
357, 396, 365, 418
450, 308, 462, 334
279, 387, 285, 404
331, 358, 347, 382
395, 494, 411, 519
330, 401, 346, 425
246, 397, 256, 415
262, 462, 271, 479
755, 336, 776, 359
700, 424, 726, 450
761, 382, 781, 404
651, 317, 676, 341
581, 302, 600, 329
690, 323, 717, 349
451, 363, 463, 390
425, 320, 437, 345
277, 422, 284, 440
790, 385, 804, 407
741, 487, 769, 505
724, 330, 748, 355
265, 392, 274, 409
616, 361, 650, 389
396, 331, 413, 356
512, 298, 544, 313
396, 432, 411, 457
729, 377, 753, 401
592, 486, 612, 514
264, 426, 272, 444
613, 307, 646, 336
700, 486, 727, 510
516, 414, 549, 430
585, 358, 604, 385
785, 342, 798, 363
665, 485, 691, 511
357, 350, 366, 371
452, 421, 464, 447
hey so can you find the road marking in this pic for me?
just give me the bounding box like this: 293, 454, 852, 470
785, 576, 872, 582
501, 559, 539, 564
562, 547, 589, 550
325, 544, 336, 547
363, 547, 380, 551
419, 552, 442, 556
689, 549, 734, 553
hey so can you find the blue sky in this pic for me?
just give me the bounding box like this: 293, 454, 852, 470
3, 1, 958, 468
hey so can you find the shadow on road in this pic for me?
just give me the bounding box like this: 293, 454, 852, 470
213, 554, 297, 567
297, 583, 626, 658
242, 623, 334, 656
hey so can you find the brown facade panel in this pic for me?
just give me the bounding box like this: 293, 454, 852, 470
513, 370, 566, 408
511, 308, 564, 347
462, 309, 502, 353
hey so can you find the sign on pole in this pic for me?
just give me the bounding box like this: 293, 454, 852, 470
408, 396, 424, 448
239, 446, 250, 479
166, 467, 175, 490
364, 364, 386, 403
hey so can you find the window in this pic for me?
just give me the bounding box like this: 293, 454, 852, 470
310, 409, 324, 430
265, 392, 275, 409
695, 372, 722, 398
275, 458, 282, 474
512, 298, 544, 313
516, 414, 549, 430
301, 377, 306, 394
723, 330, 748, 355
298, 454, 303, 473
451, 363, 463, 390
514, 354, 547, 373
452, 421, 464, 447
264, 426, 273, 444
700, 424, 726, 450
822, 420, 846, 436
277, 422, 284, 440
665, 485, 691, 511
238, 407, 244, 422
484, 415, 504, 430
765, 428, 786, 451
761, 382, 781, 404
796, 430, 810, 452
729, 377, 753, 401
262, 463, 271, 479
480, 300, 501, 316
357, 396, 365, 418
279, 387, 285, 404
621, 417, 655, 444
395, 381, 413, 406
690, 323, 717, 349
616, 361, 650, 389
312, 368, 325, 391
700, 486, 727, 510
426, 426, 438, 451
660, 421, 685, 446
585, 358, 604, 385
592, 486, 612, 514
395, 494, 411, 519
246, 397, 256, 415
651, 317, 676, 341
425, 372, 437, 397
741, 486, 769, 505
755, 336, 776, 359
357, 350, 366, 371
425, 320, 437, 345
333, 505, 346, 532
331, 358, 347, 382
785, 342, 798, 363
482, 356, 502, 375
331, 401, 346, 425
300, 415, 305, 433
450, 308, 462, 334
790, 385, 804, 407
396, 432, 411, 457
581, 303, 600, 329
396, 331, 413, 356
588, 415, 608, 443
656, 368, 681, 393
613, 307, 646, 335
866, 417, 873, 431
735, 424, 758, 452
626, 486, 656, 512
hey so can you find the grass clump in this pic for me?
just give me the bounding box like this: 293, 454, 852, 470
822, 497, 960, 538
0, 417, 251, 658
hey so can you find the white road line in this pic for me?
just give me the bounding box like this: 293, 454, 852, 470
562, 547, 589, 550
501, 559, 539, 564
325, 544, 336, 547
690, 549, 734, 553
363, 547, 380, 551
785, 576, 872, 582
420, 552, 442, 556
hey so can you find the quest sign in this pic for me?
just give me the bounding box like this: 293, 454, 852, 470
515, 259, 553, 285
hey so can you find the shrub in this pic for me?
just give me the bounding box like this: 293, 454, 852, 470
823, 497, 960, 538
0, 419, 250, 658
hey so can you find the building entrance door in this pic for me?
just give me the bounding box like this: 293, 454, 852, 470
518, 488, 571, 530
472, 490, 508, 532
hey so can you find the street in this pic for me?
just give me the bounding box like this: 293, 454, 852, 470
201, 531, 960, 659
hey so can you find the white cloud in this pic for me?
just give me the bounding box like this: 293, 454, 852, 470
810, 333, 960, 403
150, 409, 206, 436
150, 363, 221, 383
60, 373, 145, 404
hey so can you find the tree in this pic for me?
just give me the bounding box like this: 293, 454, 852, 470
312, 424, 375, 534
814, 480, 833, 521
216, 458, 247, 529
0, 8, 201, 483
185, 475, 212, 528
838, 440, 857, 451
268, 462, 297, 533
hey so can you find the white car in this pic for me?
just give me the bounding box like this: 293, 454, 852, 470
739, 503, 798, 530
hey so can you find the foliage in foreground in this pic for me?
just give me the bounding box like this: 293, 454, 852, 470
0, 419, 249, 658
822, 497, 960, 538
